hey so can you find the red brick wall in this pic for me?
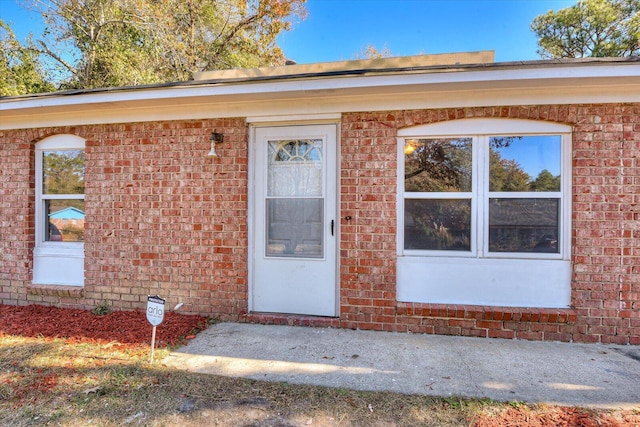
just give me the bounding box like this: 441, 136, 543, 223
571, 104, 640, 344
1, 104, 639, 344
1, 120, 249, 320
337, 104, 639, 344
0, 132, 35, 303
340, 112, 398, 331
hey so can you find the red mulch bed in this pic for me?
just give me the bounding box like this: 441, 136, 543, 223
0, 304, 208, 348
474, 406, 640, 427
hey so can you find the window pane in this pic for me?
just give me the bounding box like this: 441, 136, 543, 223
489, 198, 559, 253
404, 199, 471, 251
266, 198, 323, 258
43, 150, 85, 195
267, 139, 323, 197
404, 138, 472, 192
45, 200, 85, 242
489, 136, 561, 192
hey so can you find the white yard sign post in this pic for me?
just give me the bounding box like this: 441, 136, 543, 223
146, 295, 165, 364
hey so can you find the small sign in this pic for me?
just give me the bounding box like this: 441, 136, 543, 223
146, 295, 165, 326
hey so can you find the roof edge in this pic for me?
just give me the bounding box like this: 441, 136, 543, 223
193, 51, 496, 81
1, 56, 638, 104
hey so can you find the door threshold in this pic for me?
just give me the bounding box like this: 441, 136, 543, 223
244, 312, 340, 328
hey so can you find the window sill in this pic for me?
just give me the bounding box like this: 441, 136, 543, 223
27, 284, 84, 298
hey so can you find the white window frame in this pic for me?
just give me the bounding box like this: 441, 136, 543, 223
33, 134, 85, 286
396, 118, 572, 308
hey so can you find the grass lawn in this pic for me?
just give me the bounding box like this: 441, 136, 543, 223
3, 336, 639, 426
1, 304, 638, 426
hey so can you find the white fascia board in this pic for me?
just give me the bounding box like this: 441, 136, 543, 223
2, 62, 638, 109
2, 81, 638, 130
1, 63, 639, 130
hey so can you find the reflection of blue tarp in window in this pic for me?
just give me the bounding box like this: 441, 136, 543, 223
49, 207, 85, 220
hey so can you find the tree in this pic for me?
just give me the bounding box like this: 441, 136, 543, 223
137, 0, 307, 83
0, 20, 54, 96
489, 148, 532, 192
404, 138, 472, 192
43, 150, 85, 195
16, 0, 306, 90
354, 44, 393, 59
403, 138, 473, 250
532, 169, 561, 191
531, 0, 640, 58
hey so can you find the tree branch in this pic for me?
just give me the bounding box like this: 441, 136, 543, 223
37, 40, 77, 76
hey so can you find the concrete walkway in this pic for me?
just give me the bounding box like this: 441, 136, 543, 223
164, 323, 640, 410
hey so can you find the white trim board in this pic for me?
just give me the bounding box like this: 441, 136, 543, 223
397, 257, 571, 308
2, 62, 639, 130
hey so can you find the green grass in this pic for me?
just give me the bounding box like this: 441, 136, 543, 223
0, 333, 636, 427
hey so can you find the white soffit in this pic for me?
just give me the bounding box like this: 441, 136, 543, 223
1, 61, 639, 130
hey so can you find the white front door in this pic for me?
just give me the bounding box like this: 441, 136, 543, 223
251, 124, 337, 316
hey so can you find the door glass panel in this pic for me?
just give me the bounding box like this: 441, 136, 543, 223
265, 138, 325, 259
268, 139, 323, 196
266, 199, 323, 258
489, 136, 561, 192
404, 199, 471, 251
488, 198, 559, 253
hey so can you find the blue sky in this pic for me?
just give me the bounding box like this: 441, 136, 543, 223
2, 0, 577, 63
278, 0, 577, 63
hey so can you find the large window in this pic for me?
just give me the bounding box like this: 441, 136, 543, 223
34, 135, 85, 286
397, 119, 571, 308
401, 123, 569, 259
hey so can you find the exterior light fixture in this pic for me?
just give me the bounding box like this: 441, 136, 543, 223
207, 130, 224, 157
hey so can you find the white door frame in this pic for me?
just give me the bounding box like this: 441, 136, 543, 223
248, 122, 340, 316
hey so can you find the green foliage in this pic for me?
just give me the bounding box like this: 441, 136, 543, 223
409, 203, 471, 251
531, 0, 640, 58
405, 137, 559, 194
43, 150, 85, 195
489, 149, 532, 192
9, 0, 306, 92
404, 137, 561, 251
508, 400, 528, 409
91, 301, 112, 316
404, 138, 473, 192
0, 20, 55, 96
532, 169, 561, 191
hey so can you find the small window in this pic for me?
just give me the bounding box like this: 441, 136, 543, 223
34, 135, 85, 286
41, 149, 85, 242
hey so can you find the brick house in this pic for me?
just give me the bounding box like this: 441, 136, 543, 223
1, 53, 639, 344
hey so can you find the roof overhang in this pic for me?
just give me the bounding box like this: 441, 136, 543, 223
1, 57, 639, 130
